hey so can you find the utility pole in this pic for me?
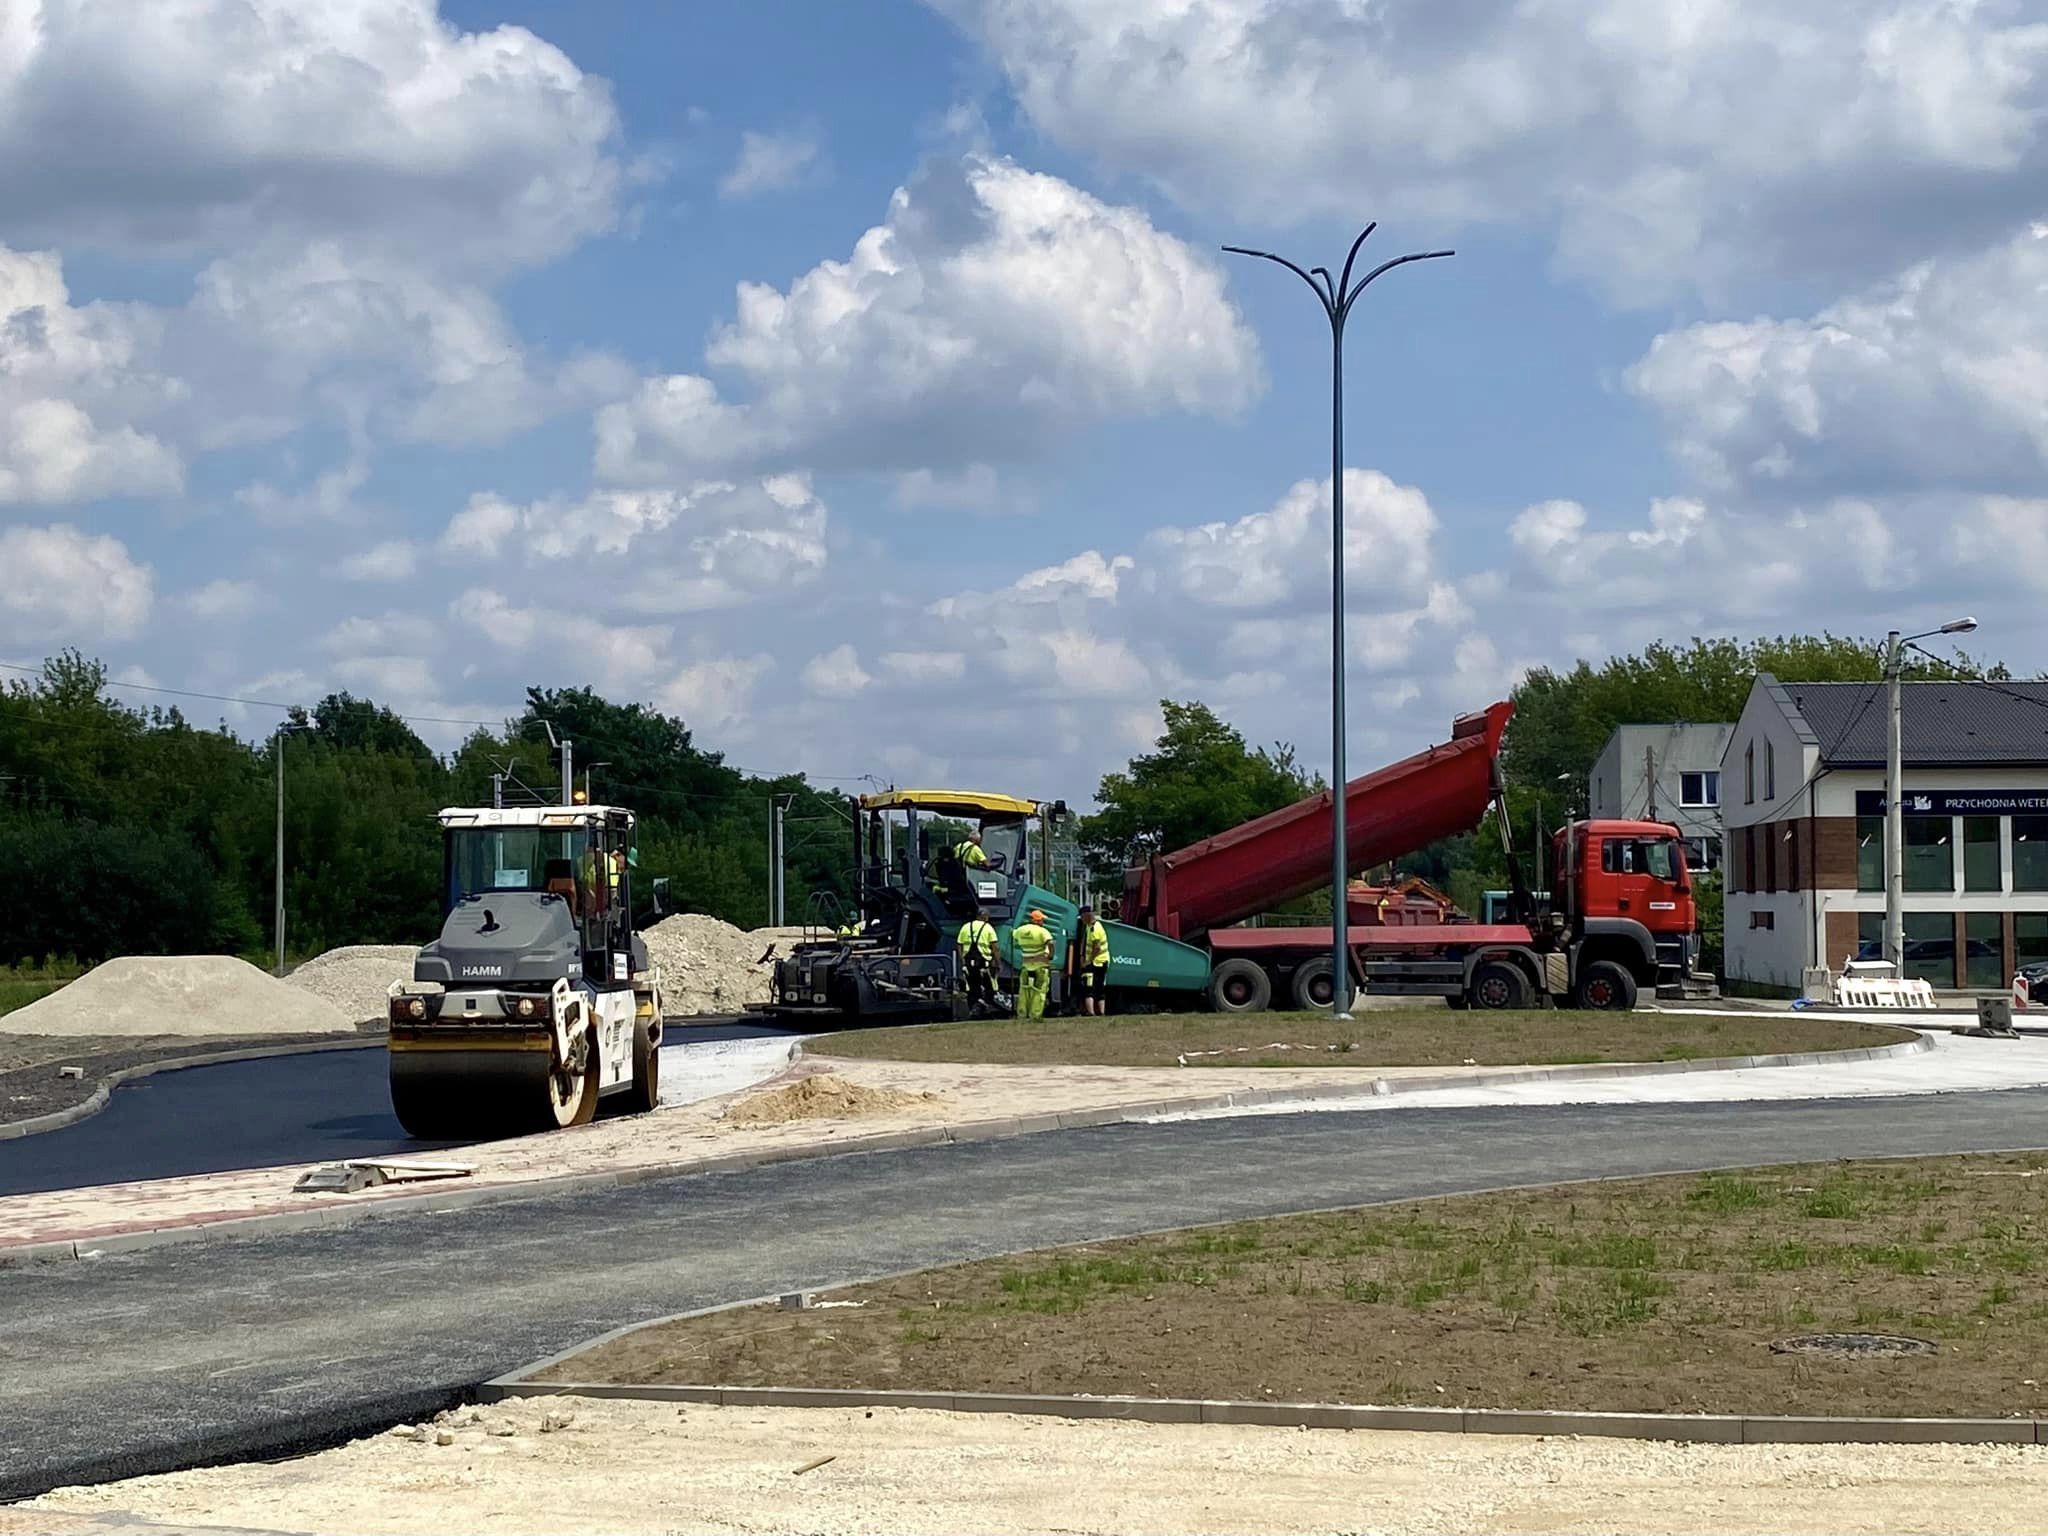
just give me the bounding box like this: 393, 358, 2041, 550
1884, 629, 1904, 973
273, 720, 309, 977
1882, 617, 1980, 972
770, 797, 789, 925
1225, 223, 1453, 1018
1644, 744, 1659, 821
491, 772, 503, 810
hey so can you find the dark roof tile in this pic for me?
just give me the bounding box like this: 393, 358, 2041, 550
1783, 680, 2048, 767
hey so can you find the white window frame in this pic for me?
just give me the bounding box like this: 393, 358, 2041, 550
1680, 770, 1719, 808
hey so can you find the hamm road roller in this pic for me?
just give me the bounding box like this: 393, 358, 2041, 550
387, 802, 663, 1139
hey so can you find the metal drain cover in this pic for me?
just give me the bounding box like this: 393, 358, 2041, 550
1770, 1332, 1936, 1359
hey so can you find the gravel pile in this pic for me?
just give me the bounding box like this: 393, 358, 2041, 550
286, 945, 423, 1023
641, 914, 800, 1016
2, 956, 354, 1038
725, 1073, 942, 1126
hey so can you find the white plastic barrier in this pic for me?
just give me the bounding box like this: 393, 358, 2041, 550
2016, 974, 2032, 1013
1832, 976, 1936, 1009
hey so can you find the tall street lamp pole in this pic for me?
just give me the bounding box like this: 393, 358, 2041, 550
1882, 616, 1978, 974
274, 720, 312, 977
1224, 225, 1452, 1017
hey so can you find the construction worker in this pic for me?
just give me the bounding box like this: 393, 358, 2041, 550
1012, 906, 1055, 1020
956, 905, 1000, 1015
955, 829, 989, 870
1070, 903, 1111, 1017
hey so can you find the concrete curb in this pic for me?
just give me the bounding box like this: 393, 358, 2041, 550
482, 1288, 2041, 1447
0, 1035, 384, 1143
0, 1030, 1934, 1267
487, 1382, 2043, 1446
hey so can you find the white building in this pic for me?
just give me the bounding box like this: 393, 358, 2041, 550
1587, 722, 1733, 872
1722, 674, 2048, 991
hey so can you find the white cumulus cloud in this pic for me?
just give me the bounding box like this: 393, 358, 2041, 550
596, 153, 1261, 480
0, 523, 153, 643
934, 0, 2048, 301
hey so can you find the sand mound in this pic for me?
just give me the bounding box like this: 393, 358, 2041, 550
287, 944, 422, 1023
642, 914, 814, 1016
3, 955, 356, 1038
724, 1073, 942, 1127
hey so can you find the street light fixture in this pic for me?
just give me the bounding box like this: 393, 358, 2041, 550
1882, 616, 1979, 973
274, 719, 314, 977
1224, 225, 1453, 1017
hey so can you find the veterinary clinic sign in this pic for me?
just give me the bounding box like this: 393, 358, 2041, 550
1854, 790, 2048, 816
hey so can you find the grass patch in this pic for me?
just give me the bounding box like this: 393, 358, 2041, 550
812, 1009, 1907, 1071
548, 1154, 2048, 1419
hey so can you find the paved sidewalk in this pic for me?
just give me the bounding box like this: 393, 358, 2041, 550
1148, 1029, 2048, 1123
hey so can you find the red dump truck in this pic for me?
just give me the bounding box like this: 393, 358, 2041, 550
1119, 701, 1709, 1012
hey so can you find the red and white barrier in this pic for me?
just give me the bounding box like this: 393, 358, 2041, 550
2016, 974, 2032, 1013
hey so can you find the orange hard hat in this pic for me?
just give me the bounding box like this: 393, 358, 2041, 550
1029, 909, 1046, 922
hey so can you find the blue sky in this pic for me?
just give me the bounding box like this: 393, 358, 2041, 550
3, 0, 2044, 800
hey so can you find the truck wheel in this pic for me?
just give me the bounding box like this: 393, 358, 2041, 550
1208, 958, 1272, 1013
1469, 960, 1531, 1011
1289, 958, 1349, 1012
1574, 960, 1638, 1012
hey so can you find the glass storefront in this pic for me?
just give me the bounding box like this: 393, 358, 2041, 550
1965, 913, 2004, 988
1857, 816, 1883, 892
1964, 817, 2002, 892
2016, 819, 2048, 892
1904, 817, 1953, 892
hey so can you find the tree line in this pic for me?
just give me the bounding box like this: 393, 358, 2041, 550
0, 652, 854, 968
3, 632, 2020, 971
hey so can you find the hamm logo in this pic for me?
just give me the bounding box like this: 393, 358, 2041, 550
460, 965, 505, 978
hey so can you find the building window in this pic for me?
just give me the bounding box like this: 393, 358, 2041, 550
1904, 816, 1954, 893
1749, 910, 1774, 930
1680, 771, 1720, 808
1765, 741, 1776, 800
1687, 836, 1722, 872
1964, 816, 2002, 893
2016, 818, 2048, 892
2018, 913, 2048, 971
1857, 816, 1883, 892
1858, 912, 1959, 986
1966, 913, 2004, 989
1904, 912, 1956, 988
1745, 742, 1755, 804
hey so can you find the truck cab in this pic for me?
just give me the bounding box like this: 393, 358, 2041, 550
1551, 818, 1700, 989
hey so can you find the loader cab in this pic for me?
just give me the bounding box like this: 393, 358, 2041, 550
437, 805, 643, 988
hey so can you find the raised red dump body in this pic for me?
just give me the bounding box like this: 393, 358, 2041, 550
1121, 701, 1515, 942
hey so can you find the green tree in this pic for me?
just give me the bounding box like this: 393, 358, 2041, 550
1080, 701, 1316, 881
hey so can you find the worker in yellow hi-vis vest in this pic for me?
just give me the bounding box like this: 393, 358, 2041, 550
1011, 907, 1055, 1020
956, 905, 1000, 1015
1070, 903, 1111, 1016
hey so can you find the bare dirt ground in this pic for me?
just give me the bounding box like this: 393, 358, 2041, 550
549, 1154, 2048, 1419
31, 1397, 2048, 1536
815, 1009, 1907, 1070
0, 1026, 378, 1126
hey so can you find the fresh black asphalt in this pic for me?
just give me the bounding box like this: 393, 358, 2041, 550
0, 1018, 783, 1196
7, 1088, 2048, 1499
